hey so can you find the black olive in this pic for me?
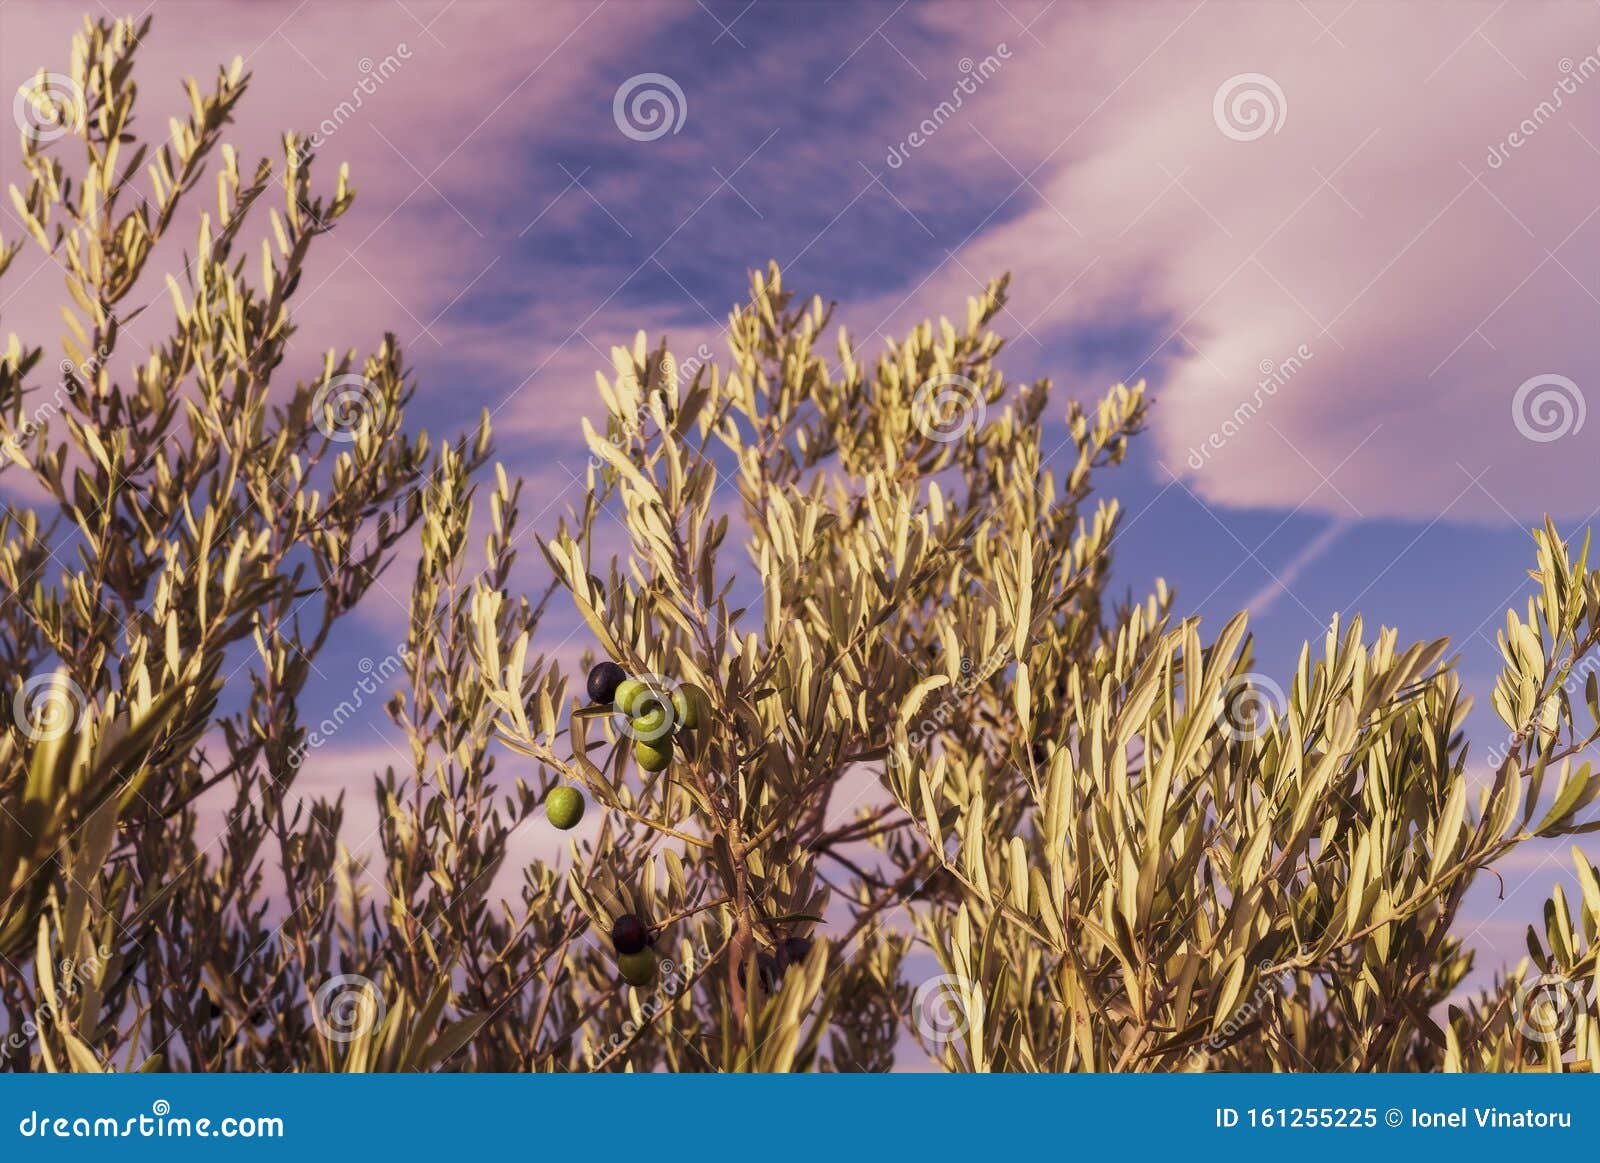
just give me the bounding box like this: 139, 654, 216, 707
756, 952, 781, 993
611, 913, 650, 955
779, 936, 812, 968
587, 661, 627, 705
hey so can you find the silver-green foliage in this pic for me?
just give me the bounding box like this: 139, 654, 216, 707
1, 15, 1595, 1073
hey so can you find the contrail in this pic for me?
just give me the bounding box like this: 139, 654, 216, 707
1245, 517, 1352, 617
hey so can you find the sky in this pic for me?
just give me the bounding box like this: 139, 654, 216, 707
6, 0, 1600, 1003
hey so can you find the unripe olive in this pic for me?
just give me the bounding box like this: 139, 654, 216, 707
618, 948, 657, 986
670, 683, 707, 731
613, 678, 648, 716
635, 736, 673, 772
611, 913, 650, 955
587, 661, 627, 705
544, 786, 585, 830
633, 699, 671, 739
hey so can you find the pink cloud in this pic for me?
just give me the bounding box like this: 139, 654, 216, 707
2, 1, 667, 411
856, 1, 1600, 523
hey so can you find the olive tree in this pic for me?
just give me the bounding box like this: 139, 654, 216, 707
1, 15, 1594, 1073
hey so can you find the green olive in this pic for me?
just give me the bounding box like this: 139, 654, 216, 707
633, 700, 671, 739
544, 786, 585, 830
635, 736, 673, 772
613, 678, 647, 716
670, 683, 707, 731
618, 948, 657, 987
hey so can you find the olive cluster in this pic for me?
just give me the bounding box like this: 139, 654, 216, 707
610, 913, 656, 986
756, 936, 813, 993
543, 663, 711, 832
586, 662, 707, 774
545, 663, 717, 992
